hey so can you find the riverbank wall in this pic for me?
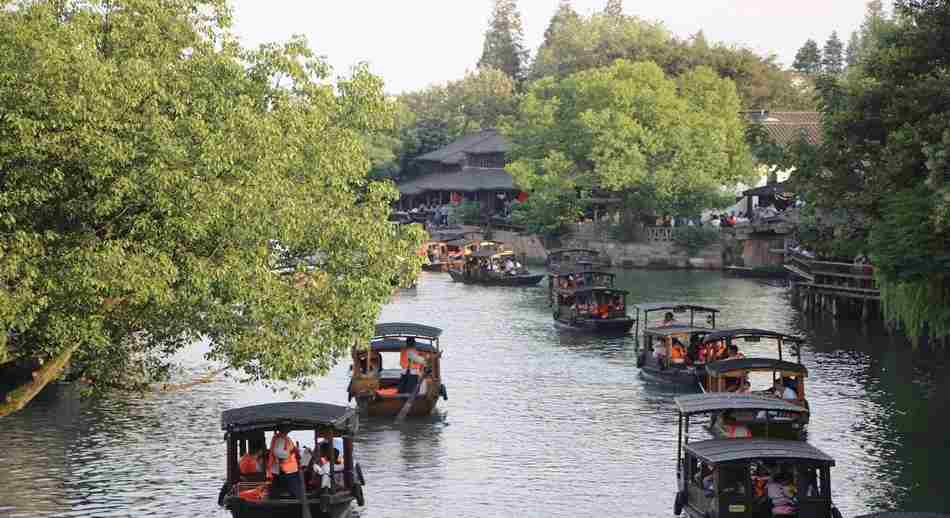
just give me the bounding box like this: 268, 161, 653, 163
489, 229, 723, 270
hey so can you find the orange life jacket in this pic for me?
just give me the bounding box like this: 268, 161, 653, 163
670, 344, 686, 363
266, 433, 299, 478
239, 453, 261, 475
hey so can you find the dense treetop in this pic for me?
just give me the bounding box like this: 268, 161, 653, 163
0, 0, 423, 407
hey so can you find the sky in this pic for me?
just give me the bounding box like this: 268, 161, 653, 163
229, 0, 878, 94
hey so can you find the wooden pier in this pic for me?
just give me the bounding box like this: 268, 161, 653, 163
785, 254, 880, 320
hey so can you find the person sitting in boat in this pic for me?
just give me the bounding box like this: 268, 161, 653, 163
726, 344, 744, 359
670, 338, 688, 365
611, 296, 623, 312
266, 426, 303, 499
767, 471, 798, 515
719, 411, 752, 438
772, 377, 797, 400
660, 311, 676, 326
239, 442, 267, 480
504, 257, 516, 274
594, 302, 610, 319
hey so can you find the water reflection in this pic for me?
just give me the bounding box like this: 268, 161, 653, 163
0, 270, 947, 517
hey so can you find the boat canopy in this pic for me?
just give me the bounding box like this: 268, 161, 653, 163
373, 322, 442, 340
221, 402, 357, 434
675, 393, 808, 417
705, 358, 808, 377
701, 328, 803, 345
633, 302, 721, 314
685, 438, 834, 466
644, 324, 714, 337
369, 338, 439, 353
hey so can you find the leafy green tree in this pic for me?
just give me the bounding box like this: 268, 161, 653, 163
504, 61, 755, 234
530, 9, 814, 110
822, 31, 845, 74
508, 152, 588, 237
791, 0, 950, 342
0, 0, 424, 415
478, 0, 529, 83
793, 39, 822, 74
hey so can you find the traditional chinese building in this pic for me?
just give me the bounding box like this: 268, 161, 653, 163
396, 129, 521, 214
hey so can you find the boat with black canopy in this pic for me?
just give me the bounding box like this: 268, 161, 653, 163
348, 323, 447, 418
699, 329, 809, 437
545, 248, 609, 273
548, 270, 634, 333
448, 248, 544, 286
634, 303, 721, 387
673, 394, 841, 518
218, 401, 365, 518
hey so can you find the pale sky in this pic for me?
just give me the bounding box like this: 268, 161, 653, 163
229, 0, 878, 94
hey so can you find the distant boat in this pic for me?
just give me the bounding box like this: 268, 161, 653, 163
549, 270, 633, 333
633, 303, 721, 387
448, 248, 544, 286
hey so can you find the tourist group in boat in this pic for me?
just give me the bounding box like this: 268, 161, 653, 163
215, 234, 905, 518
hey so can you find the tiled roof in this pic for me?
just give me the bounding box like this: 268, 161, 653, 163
415, 128, 508, 165
397, 167, 515, 195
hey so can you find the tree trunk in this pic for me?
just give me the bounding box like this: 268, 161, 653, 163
0, 344, 79, 418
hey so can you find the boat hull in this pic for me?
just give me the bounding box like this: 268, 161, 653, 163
353, 383, 443, 418
637, 357, 704, 388
555, 316, 635, 334
448, 270, 544, 286
226, 495, 353, 518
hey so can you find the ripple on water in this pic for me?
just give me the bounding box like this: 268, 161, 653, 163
1, 270, 948, 517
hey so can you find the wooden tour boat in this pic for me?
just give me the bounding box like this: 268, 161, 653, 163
420, 230, 473, 272
699, 329, 809, 439
549, 270, 633, 333
634, 303, 721, 387
449, 248, 544, 286
348, 323, 447, 418
545, 248, 609, 273
218, 402, 365, 518
673, 395, 841, 518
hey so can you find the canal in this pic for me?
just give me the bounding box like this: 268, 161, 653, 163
0, 270, 947, 517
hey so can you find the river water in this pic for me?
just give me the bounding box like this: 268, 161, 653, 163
1, 270, 948, 517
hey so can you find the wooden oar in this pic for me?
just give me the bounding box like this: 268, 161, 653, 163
296, 448, 313, 518
395, 372, 425, 422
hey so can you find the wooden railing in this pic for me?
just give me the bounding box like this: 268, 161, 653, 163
785, 254, 879, 299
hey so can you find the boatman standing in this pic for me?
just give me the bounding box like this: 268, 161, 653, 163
267, 426, 303, 499
398, 337, 429, 394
